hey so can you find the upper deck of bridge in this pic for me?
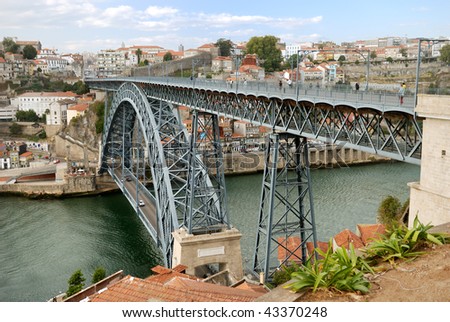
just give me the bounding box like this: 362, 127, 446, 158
86, 76, 416, 116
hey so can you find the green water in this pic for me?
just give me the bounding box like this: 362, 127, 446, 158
0, 162, 419, 301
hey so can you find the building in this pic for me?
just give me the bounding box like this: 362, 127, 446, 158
211, 56, 233, 73
96, 49, 127, 77
67, 103, 89, 124
47, 98, 76, 125
11, 91, 78, 117
64, 265, 266, 302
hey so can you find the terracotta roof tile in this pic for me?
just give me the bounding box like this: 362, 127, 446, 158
277, 236, 303, 263
333, 229, 364, 250
357, 224, 386, 245
89, 275, 262, 302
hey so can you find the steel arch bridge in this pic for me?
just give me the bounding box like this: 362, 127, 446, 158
87, 77, 422, 280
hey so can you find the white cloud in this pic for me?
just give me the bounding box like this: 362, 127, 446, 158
144, 6, 178, 17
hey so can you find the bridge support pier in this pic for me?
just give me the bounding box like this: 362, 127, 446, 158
252, 133, 317, 282
172, 227, 244, 281
408, 95, 450, 226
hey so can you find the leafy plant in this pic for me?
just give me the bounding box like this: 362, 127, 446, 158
285, 241, 373, 294
364, 216, 446, 265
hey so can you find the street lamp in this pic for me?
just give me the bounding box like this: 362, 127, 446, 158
354, 49, 370, 91
231, 49, 242, 93
414, 37, 448, 107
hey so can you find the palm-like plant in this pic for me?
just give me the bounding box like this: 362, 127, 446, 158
364, 216, 446, 264
285, 241, 373, 294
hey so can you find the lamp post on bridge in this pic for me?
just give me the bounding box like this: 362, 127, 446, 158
231, 49, 242, 93
295, 50, 310, 101
414, 37, 448, 108
354, 49, 370, 91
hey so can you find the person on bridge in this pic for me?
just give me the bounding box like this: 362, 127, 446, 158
355, 82, 360, 91
398, 82, 406, 105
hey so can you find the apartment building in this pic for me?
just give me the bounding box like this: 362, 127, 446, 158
96, 49, 127, 77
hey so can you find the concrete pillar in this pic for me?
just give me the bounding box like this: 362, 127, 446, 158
172, 227, 244, 280
408, 94, 450, 226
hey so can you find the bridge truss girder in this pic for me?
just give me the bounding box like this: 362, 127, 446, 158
138, 83, 422, 164
100, 82, 227, 267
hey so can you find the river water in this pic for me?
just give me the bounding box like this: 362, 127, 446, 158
0, 162, 419, 301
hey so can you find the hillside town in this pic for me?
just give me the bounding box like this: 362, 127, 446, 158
1, 35, 449, 172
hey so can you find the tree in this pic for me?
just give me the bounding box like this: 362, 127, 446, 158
135, 48, 142, 65
9, 122, 22, 135
23, 45, 37, 59
370, 50, 377, 60
377, 195, 402, 228
2, 37, 19, 53
440, 44, 450, 64
386, 57, 393, 63
91, 267, 106, 284
163, 52, 173, 61
65, 269, 85, 298
399, 48, 407, 58
16, 109, 39, 122
245, 35, 282, 72
215, 38, 233, 56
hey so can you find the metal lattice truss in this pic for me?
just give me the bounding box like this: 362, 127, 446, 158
253, 133, 317, 282
185, 111, 230, 233
89, 80, 422, 164
100, 82, 227, 266
139, 84, 422, 164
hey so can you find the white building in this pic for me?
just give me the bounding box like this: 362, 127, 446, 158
11, 91, 78, 117
47, 98, 76, 125
0, 105, 18, 121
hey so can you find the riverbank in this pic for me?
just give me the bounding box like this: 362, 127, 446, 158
0, 145, 392, 199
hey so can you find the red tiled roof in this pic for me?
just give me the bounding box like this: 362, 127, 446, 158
306, 241, 330, 258
277, 236, 303, 263
357, 224, 386, 245
333, 229, 364, 249
19, 91, 77, 97
68, 103, 88, 112
89, 275, 262, 302
19, 151, 33, 158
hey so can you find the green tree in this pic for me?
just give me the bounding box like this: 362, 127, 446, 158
91, 267, 106, 284
386, 57, 393, 63
65, 269, 85, 298
370, 50, 377, 60
135, 48, 142, 65
246, 35, 283, 72
163, 52, 173, 61
399, 48, 407, 58
2, 37, 19, 53
92, 101, 105, 134
9, 122, 22, 135
377, 195, 402, 228
215, 38, 233, 56
23, 45, 37, 59
440, 44, 450, 64
16, 109, 39, 122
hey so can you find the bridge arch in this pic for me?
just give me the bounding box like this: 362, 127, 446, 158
100, 82, 229, 267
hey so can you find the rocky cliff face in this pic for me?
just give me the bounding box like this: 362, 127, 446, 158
64, 104, 101, 150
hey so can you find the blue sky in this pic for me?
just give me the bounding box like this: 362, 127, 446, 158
1, 0, 449, 53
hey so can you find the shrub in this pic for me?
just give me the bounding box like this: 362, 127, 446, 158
364, 216, 447, 265
285, 241, 373, 294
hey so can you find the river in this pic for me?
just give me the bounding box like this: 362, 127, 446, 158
0, 162, 419, 301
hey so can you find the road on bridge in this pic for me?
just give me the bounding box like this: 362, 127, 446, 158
113, 169, 158, 233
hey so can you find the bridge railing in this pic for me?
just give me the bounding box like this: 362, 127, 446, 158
123, 76, 416, 112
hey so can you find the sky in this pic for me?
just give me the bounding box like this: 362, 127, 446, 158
1, 0, 449, 54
